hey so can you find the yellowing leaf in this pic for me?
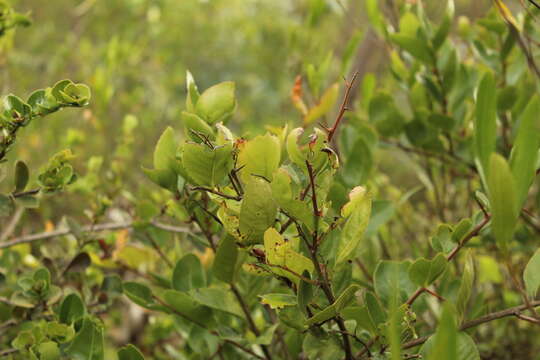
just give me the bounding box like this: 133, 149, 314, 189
263, 228, 313, 284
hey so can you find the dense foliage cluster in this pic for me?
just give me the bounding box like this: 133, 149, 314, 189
0, 0, 539, 359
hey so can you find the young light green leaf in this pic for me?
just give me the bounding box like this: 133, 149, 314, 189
195, 81, 236, 124
237, 133, 281, 182
524, 248, 540, 298
182, 142, 234, 187
185, 70, 200, 113
487, 153, 518, 252
509, 95, 540, 207
336, 186, 372, 264
474, 72, 497, 185
153, 127, 177, 171
409, 253, 448, 287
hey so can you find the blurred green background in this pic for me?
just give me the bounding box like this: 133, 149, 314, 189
0, 0, 492, 219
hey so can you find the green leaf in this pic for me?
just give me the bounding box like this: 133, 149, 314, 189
509, 95, 540, 207
182, 111, 215, 142
389, 34, 434, 64
195, 81, 236, 124
524, 248, 540, 298
260, 293, 297, 309
189, 287, 244, 318
421, 332, 480, 360
239, 179, 278, 244
4, 94, 32, 122
263, 228, 314, 284
474, 73, 497, 185
456, 251, 474, 319
304, 83, 339, 124
425, 303, 458, 360
374, 261, 416, 307
182, 142, 234, 187
365, 291, 387, 327
14, 160, 29, 193
336, 186, 372, 264
123, 282, 162, 311
432, 0, 454, 50
297, 270, 313, 314
305, 285, 359, 326
153, 127, 177, 171
118, 344, 145, 360
37, 341, 60, 360
254, 324, 278, 345
162, 290, 214, 327
185, 70, 200, 112
65, 317, 104, 360
213, 235, 238, 283
487, 153, 518, 252
172, 254, 206, 292
59, 293, 86, 324
409, 253, 448, 287
237, 133, 281, 182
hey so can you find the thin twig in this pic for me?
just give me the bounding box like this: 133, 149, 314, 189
402, 300, 540, 350
0, 220, 191, 249
191, 186, 242, 201
324, 72, 359, 142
